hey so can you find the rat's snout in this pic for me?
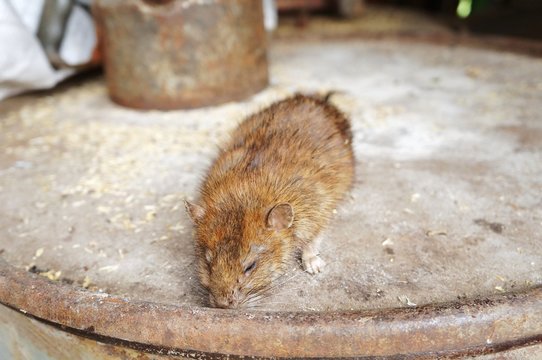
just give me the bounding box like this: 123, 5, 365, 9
210, 288, 243, 309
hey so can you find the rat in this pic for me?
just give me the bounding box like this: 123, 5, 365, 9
185, 94, 354, 308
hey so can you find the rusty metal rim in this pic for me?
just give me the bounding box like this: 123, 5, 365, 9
273, 30, 542, 58
0, 258, 541, 358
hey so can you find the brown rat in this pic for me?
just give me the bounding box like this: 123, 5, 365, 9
185, 94, 354, 308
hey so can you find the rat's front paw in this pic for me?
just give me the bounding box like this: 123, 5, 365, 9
302, 255, 326, 274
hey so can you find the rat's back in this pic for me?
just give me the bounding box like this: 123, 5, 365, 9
199, 94, 354, 241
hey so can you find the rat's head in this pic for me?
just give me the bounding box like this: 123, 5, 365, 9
185, 201, 295, 308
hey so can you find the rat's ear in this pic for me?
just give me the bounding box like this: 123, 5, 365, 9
185, 200, 205, 222
266, 203, 294, 231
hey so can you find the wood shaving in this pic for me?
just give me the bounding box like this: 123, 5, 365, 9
99, 264, 119, 272
397, 295, 416, 307
71, 200, 86, 208
40, 270, 62, 281
381, 238, 393, 246
145, 211, 156, 221
34, 248, 44, 258
425, 230, 447, 237
97, 206, 111, 214
169, 223, 185, 232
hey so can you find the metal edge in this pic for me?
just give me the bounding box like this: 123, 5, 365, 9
0, 257, 541, 358
272, 31, 542, 58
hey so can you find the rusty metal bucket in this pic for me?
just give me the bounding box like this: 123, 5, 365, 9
93, 0, 269, 110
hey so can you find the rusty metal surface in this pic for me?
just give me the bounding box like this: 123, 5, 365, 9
0, 302, 183, 360
0, 258, 541, 358
93, 0, 268, 109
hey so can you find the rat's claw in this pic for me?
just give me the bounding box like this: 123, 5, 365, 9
302, 255, 326, 274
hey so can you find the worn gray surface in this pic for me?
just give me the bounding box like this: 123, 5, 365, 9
0, 39, 541, 313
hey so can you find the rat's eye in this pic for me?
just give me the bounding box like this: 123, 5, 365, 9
244, 261, 256, 274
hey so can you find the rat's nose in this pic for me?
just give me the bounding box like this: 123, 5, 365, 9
211, 292, 240, 309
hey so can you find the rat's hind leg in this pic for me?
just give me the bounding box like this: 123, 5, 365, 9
301, 236, 326, 274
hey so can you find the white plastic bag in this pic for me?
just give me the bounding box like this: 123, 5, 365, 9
0, 0, 96, 101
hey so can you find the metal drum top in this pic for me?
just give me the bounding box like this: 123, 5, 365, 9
0, 36, 541, 357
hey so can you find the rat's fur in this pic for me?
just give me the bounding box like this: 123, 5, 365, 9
186, 94, 354, 308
